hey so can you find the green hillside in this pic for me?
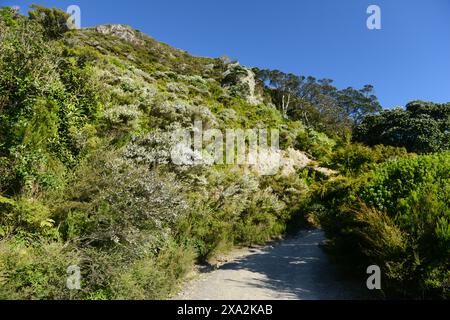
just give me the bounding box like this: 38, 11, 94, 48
0, 6, 448, 299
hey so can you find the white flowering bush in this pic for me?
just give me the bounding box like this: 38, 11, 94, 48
124, 130, 174, 165
150, 98, 217, 129
61, 151, 188, 251
166, 82, 188, 95
103, 105, 142, 130
97, 63, 157, 114
178, 168, 287, 260
123, 128, 210, 168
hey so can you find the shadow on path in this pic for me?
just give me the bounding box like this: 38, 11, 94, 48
177, 229, 369, 300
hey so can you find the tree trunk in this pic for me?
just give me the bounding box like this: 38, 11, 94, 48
281, 94, 291, 119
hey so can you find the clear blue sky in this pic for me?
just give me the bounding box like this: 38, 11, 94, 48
3, 0, 450, 108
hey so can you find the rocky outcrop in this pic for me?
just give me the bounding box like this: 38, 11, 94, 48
241, 68, 264, 106
251, 147, 338, 178
222, 63, 264, 106
250, 147, 311, 176
94, 24, 144, 46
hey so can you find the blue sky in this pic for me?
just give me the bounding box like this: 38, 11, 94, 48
3, 0, 450, 108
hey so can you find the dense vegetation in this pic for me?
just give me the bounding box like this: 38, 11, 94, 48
354, 101, 450, 153
255, 69, 382, 136
0, 6, 320, 299
0, 6, 448, 300
315, 152, 450, 298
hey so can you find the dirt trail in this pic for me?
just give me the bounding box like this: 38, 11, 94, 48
175, 229, 368, 300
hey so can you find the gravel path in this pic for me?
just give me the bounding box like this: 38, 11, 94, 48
175, 229, 368, 300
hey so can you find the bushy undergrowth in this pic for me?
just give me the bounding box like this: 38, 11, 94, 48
0, 7, 314, 299
316, 153, 450, 299
0, 148, 310, 299
176, 168, 307, 261
2, 6, 447, 301
326, 143, 410, 176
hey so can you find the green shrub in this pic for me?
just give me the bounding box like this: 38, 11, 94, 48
28, 5, 70, 40
0, 240, 82, 300
327, 144, 409, 176
175, 167, 309, 261
0, 6, 338, 300
0, 236, 194, 300
110, 241, 195, 300
318, 152, 450, 298
0, 196, 58, 241
57, 150, 187, 249
295, 128, 336, 161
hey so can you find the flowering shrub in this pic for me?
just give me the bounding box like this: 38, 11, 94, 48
103, 105, 142, 130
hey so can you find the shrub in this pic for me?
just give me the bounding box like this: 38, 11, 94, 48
149, 97, 217, 129
8, 149, 195, 300
327, 144, 409, 176
110, 241, 195, 299
57, 150, 188, 250
103, 105, 142, 130
354, 101, 450, 153
177, 168, 290, 261
0, 196, 58, 241
295, 128, 336, 161
0, 236, 194, 300
318, 152, 450, 298
0, 240, 82, 300
28, 5, 70, 40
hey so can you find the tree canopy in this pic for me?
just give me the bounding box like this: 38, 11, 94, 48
28, 4, 70, 39
255, 69, 382, 136
354, 101, 450, 153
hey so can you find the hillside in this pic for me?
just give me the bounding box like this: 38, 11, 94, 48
0, 7, 332, 300
0, 6, 449, 300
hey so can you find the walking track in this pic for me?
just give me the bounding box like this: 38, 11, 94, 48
175, 229, 368, 300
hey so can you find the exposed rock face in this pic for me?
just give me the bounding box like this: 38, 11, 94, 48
250, 147, 339, 178
241, 68, 264, 106
249, 147, 311, 176
222, 63, 264, 106
94, 24, 144, 45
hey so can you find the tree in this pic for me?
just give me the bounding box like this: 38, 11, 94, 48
28, 5, 70, 40
338, 85, 382, 126
354, 101, 450, 153
256, 69, 381, 137
257, 69, 303, 119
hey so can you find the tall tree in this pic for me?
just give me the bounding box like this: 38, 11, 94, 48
256, 68, 382, 137
354, 101, 450, 153
28, 5, 70, 40
338, 85, 381, 126
258, 69, 303, 119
